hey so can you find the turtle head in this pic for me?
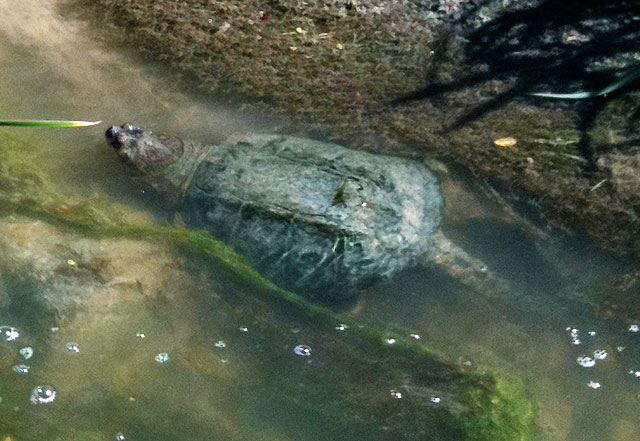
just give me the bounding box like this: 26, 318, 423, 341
106, 123, 184, 176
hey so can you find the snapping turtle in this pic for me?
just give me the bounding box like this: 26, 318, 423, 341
106, 123, 497, 300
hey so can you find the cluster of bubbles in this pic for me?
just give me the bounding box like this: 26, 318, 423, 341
2, 325, 62, 405
1, 325, 20, 342
3, 316, 436, 432
388, 389, 441, 405
576, 356, 596, 368
567, 327, 583, 345
568, 327, 598, 389
576, 349, 608, 368
567, 322, 640, 391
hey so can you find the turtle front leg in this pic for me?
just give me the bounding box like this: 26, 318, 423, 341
425, 231, 510, 299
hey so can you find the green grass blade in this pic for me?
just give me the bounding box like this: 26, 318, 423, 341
0, 119, 102, 127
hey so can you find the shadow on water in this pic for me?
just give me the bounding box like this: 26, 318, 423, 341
393, 0, 640, 173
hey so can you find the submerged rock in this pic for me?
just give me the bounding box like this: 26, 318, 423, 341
0, 218, 189, 332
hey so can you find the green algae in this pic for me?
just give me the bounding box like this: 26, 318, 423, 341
458, 375, 537, 441
0, 129, 538, 440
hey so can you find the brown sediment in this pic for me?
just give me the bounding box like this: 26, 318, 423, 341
72, 0, 640, 256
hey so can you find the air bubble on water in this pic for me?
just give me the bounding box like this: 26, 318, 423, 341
30, 385, 57, 405
239, 326, 248, 333
409, 333, 421, 340
154, 352, 170, 364
568, 328, 581, 345
430, 396, 441, 405
215, 340, 226, 348
577, 356, 596, 368
12, 364, 30, 376
629, 324, 639, 333
115, 432, 125, 441
66, 342, 80, 354
390, 389, 402, 399
50, 327, 59, 333
335, 324, 349, 331
384, 338, 396, 345
0, 326, 20, 343
293, 345, 311, 357
587, 381, 601, 389
136, 332, 146, 339
617, 346, 626, 352
593, 349, 607, 360
19, 347, 34, 360
630, 370, 640, 377
588, 331, 597, 336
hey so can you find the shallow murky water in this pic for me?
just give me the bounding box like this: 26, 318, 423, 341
1, 2, 639, 441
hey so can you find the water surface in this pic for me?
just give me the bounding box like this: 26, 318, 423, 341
0, 2, 639, 441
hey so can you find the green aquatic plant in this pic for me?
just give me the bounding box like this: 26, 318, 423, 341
458, 376, 537, 441
530, 65, 640, 99
0, 119, 101, 127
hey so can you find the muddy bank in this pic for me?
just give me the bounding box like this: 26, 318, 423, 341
72, 0, 640, 257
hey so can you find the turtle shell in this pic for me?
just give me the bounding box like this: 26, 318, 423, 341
183, 135, 443, 300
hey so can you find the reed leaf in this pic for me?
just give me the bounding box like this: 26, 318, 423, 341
0, 119, 101, 127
